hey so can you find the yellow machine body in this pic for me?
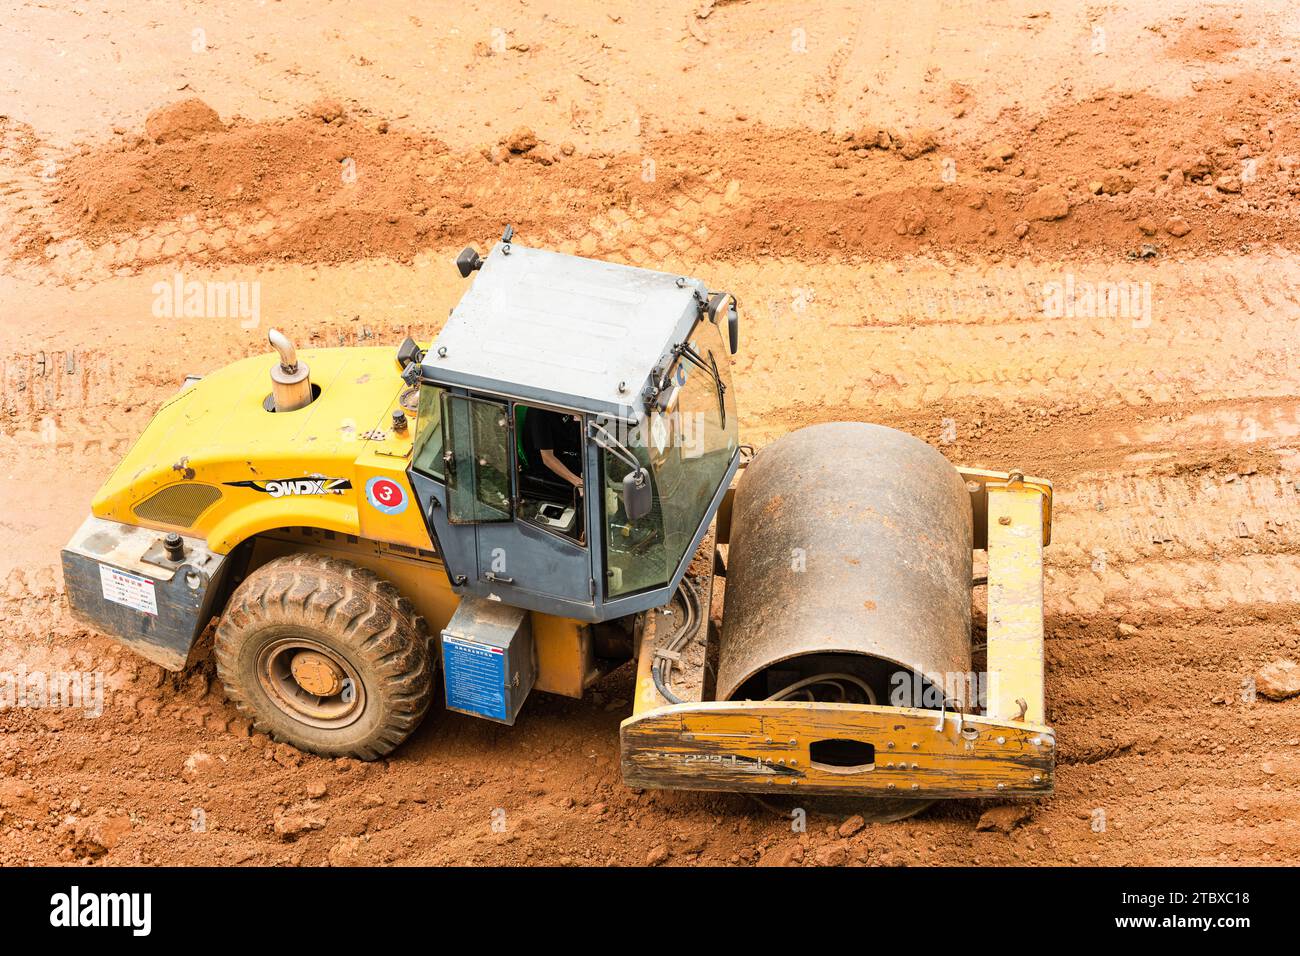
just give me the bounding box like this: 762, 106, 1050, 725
75, 345, 595, 696
90, 346, 428, 554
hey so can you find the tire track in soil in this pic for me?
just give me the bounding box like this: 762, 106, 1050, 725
1045, 604, 1300, 866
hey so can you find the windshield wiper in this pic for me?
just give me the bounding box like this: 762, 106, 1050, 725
676, 343, 726, 426
708, 351, 727, 427
654, 341, 726, 425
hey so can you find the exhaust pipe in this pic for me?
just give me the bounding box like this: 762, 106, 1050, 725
268, 329, 313, 412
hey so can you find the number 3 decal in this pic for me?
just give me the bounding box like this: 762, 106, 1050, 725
365, 476, 409, 515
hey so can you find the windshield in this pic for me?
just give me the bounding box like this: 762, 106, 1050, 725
603, 321, 737, 598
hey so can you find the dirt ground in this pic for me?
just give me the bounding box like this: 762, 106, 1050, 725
2, 0, 1299, 866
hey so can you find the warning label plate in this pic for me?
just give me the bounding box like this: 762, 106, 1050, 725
99, 565, 158, 616
442, 635, 507, 721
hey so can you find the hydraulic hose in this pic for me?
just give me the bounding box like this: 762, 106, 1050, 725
651, 577, 702, 705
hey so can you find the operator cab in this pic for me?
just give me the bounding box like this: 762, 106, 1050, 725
407, 240, 740, 623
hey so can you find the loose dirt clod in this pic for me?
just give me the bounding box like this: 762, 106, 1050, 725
900, 128, 938, 160
309, 98, 346, 123
1024, 184, 1070, 221
274, 807, 328, 839
814, 841, 851, 866
273, 743, 303, 768
1256, 660, 1300, 700
182, 751, 216, 780
757, 841, 804, 867
838, 814, 867, 838
328, 837, 363, 865
61, 810, 132, 858
143, 98, 223, 144
505, 126, 538, 153
1098, 170, 1135, 195
976, 805, 1033, 833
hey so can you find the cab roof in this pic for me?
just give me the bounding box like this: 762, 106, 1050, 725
422, 242, 706, 419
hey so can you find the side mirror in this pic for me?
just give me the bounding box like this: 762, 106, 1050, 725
707, 292, 739, 355
623, 468, 652, 521
455, 246, 483, 278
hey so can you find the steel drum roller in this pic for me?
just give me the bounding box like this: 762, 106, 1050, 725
717, 423, 973, 705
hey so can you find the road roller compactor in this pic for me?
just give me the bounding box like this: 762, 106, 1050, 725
62, 237, 1055, 815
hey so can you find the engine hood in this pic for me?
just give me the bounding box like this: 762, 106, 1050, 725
91, 346, 406, 552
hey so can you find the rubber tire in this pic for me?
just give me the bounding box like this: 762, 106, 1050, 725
214, 553, 433, 759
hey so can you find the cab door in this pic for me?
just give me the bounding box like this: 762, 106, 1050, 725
442, 393, 596, 611
442, 393, 514, 525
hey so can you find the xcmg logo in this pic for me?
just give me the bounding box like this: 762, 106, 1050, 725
224, 477, 352, 498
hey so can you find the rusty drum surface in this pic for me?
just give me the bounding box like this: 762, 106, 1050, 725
717, 422, 973, 703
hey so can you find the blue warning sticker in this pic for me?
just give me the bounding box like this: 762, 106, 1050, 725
442, 635, 507, 721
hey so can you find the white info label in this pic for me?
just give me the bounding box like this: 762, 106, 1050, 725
99, 565, 158, 616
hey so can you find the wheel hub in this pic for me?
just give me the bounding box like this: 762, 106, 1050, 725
290, 650, 346, 696
256, 637, 365, 729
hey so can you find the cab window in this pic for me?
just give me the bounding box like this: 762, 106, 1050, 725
442, 393, 512, 523
514, 404, 585, 543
